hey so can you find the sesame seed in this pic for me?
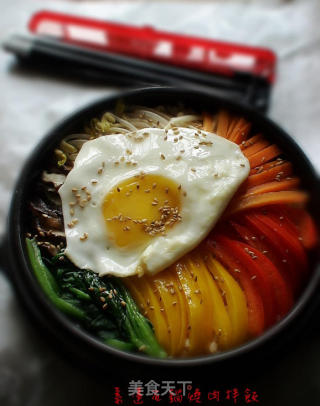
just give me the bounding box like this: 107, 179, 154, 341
80, 232, 88, 241
209, 341, 218, 353
160, 153, 166, 160
121, 300, 126, 307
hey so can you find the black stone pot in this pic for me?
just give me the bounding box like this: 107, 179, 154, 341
1, 87, 319, 381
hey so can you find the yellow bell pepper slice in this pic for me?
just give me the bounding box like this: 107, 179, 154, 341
170, 268, 189, 356
124, 276, 170, 353
176, 257, 213, 356
149, 270, 181, 355
183, 255, 215, 353
205, 254, 249, 347
188, 253, 233, 351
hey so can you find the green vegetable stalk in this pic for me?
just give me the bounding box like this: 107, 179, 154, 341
26, 238, 166, 358
26, 238, 86, 319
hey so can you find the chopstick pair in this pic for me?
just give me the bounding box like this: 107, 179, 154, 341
3, 34, 271, 112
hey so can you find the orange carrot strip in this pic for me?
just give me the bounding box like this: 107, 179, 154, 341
243, 177, 300, 197
249, 158, 286, 175
202, 112, 215, 132
246, 161, 293, 189
248, 144, 282, 169
228, 118, 251, 143
227, 117, 239, 138
230, 122, 251, 145
226, 191, 309, 216
216, 110, 230, 138
240, 134, 262, 150
243, 138, 270, 158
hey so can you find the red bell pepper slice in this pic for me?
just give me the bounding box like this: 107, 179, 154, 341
238, 215, 300, 296
218, 237, 289, 326
252, 211, 308, 274
269, 206, 318, 251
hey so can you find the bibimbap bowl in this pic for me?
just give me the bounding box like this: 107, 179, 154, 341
1, 87, 319, 378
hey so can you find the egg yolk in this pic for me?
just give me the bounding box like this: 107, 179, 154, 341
102, 174, 182, 249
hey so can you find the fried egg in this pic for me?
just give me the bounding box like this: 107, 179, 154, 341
59, 127, 249, 277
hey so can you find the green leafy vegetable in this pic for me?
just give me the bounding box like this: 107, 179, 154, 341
26, 238, 86, 319
26, 238, 166, 358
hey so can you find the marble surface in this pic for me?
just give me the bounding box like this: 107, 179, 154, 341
1, 0, 320, 405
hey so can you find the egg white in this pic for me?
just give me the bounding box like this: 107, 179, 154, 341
59, 127, 249, 277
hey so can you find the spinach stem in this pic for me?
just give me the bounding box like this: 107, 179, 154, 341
26, 238, 86, 320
